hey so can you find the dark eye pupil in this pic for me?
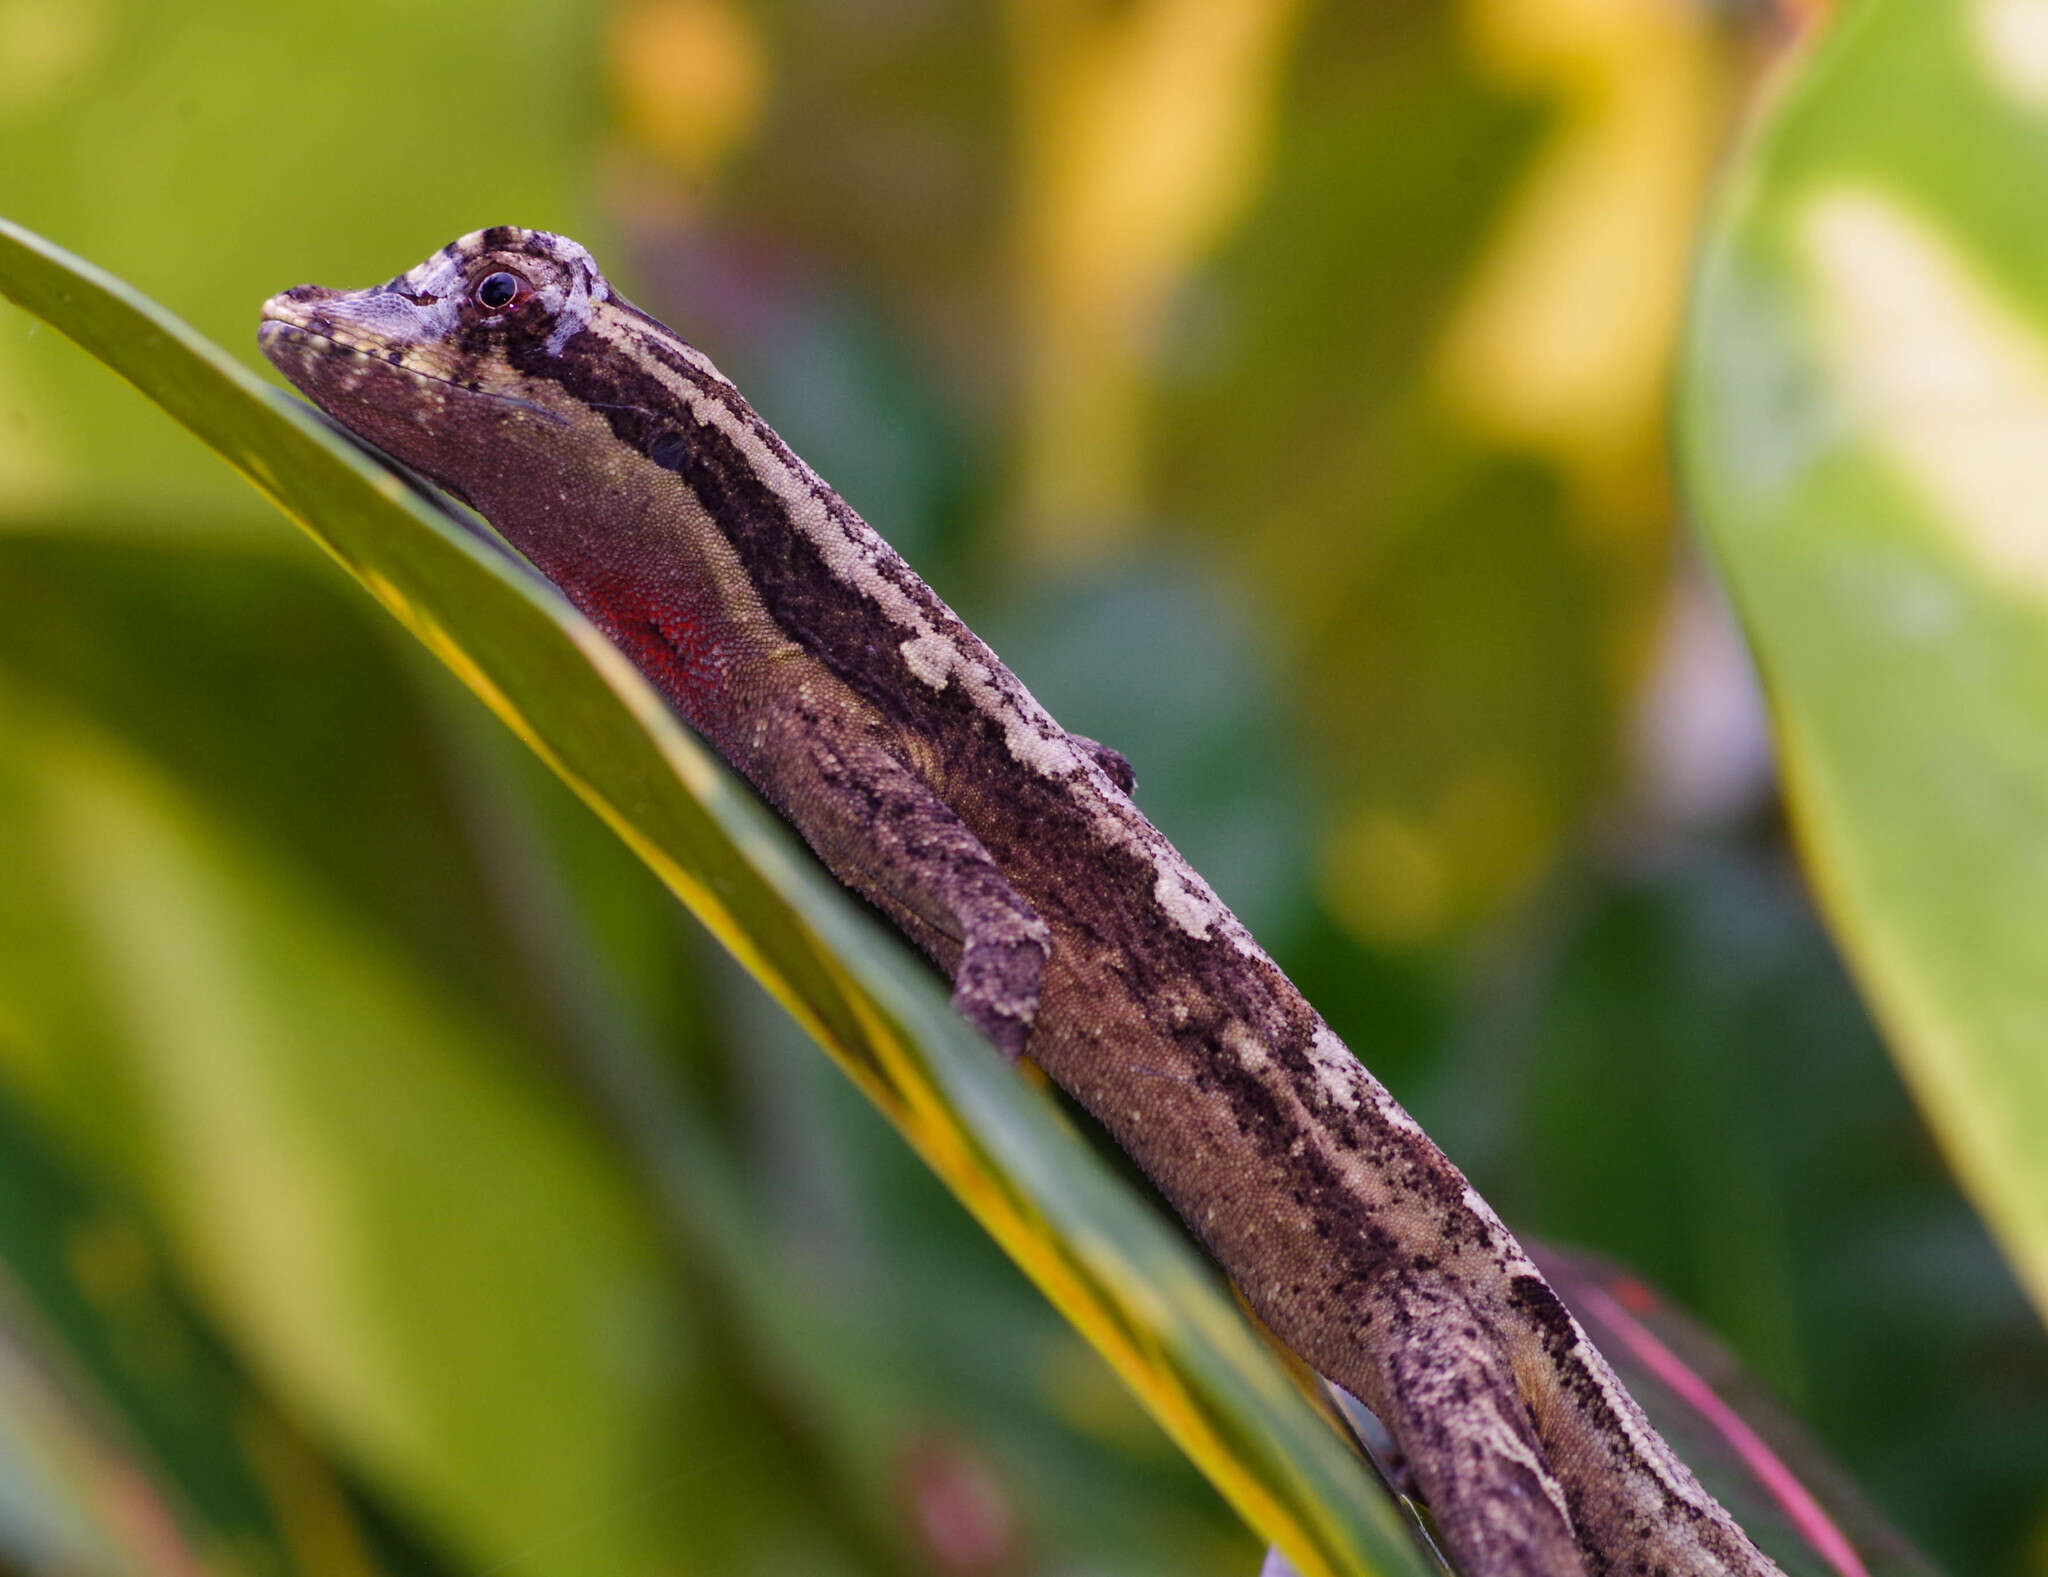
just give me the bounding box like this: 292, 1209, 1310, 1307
476, 271, 521, 309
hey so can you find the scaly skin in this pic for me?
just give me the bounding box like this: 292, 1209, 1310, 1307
260, 229, 1785, 1577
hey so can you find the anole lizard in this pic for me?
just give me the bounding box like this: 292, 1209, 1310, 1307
259, 228, 1784, 1577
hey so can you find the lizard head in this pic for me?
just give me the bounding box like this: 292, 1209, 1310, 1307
258, 227, 622, 501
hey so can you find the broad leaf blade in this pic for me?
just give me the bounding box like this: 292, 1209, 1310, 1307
0, 217, 1428, 1577
1681, 0, 2048, 1324
0, 1075, 447, 1577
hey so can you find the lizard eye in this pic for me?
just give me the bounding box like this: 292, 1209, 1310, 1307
472, 270, 530, 313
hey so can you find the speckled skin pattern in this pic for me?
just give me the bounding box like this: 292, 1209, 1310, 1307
262, 230, 1784, 1577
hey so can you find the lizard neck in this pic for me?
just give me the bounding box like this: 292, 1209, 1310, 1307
461, 405, 802, 749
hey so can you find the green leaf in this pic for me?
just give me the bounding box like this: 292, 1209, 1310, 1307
0, 220, 1430, 1576
0, 663, 831, 1577
1682, 0, 2048, 1325
0, 1071, 450, 1577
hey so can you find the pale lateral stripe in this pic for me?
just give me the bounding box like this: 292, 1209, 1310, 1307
590, 309, 1263, 952
600, 234, 1739, 1549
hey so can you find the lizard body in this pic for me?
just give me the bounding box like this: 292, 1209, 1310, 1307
260, 229, 1784, 1577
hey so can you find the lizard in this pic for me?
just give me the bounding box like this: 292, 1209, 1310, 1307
258, 228, 1786, 1577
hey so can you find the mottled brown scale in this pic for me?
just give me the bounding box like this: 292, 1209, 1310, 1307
260, 229, 1786, 1577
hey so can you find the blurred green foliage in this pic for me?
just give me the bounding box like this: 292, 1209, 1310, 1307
0, 0, 2045, 1573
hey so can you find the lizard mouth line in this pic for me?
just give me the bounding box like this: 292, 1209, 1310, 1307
258, 318, 568, 425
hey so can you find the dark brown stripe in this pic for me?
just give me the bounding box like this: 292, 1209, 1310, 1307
497, 303, 1424, 1313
